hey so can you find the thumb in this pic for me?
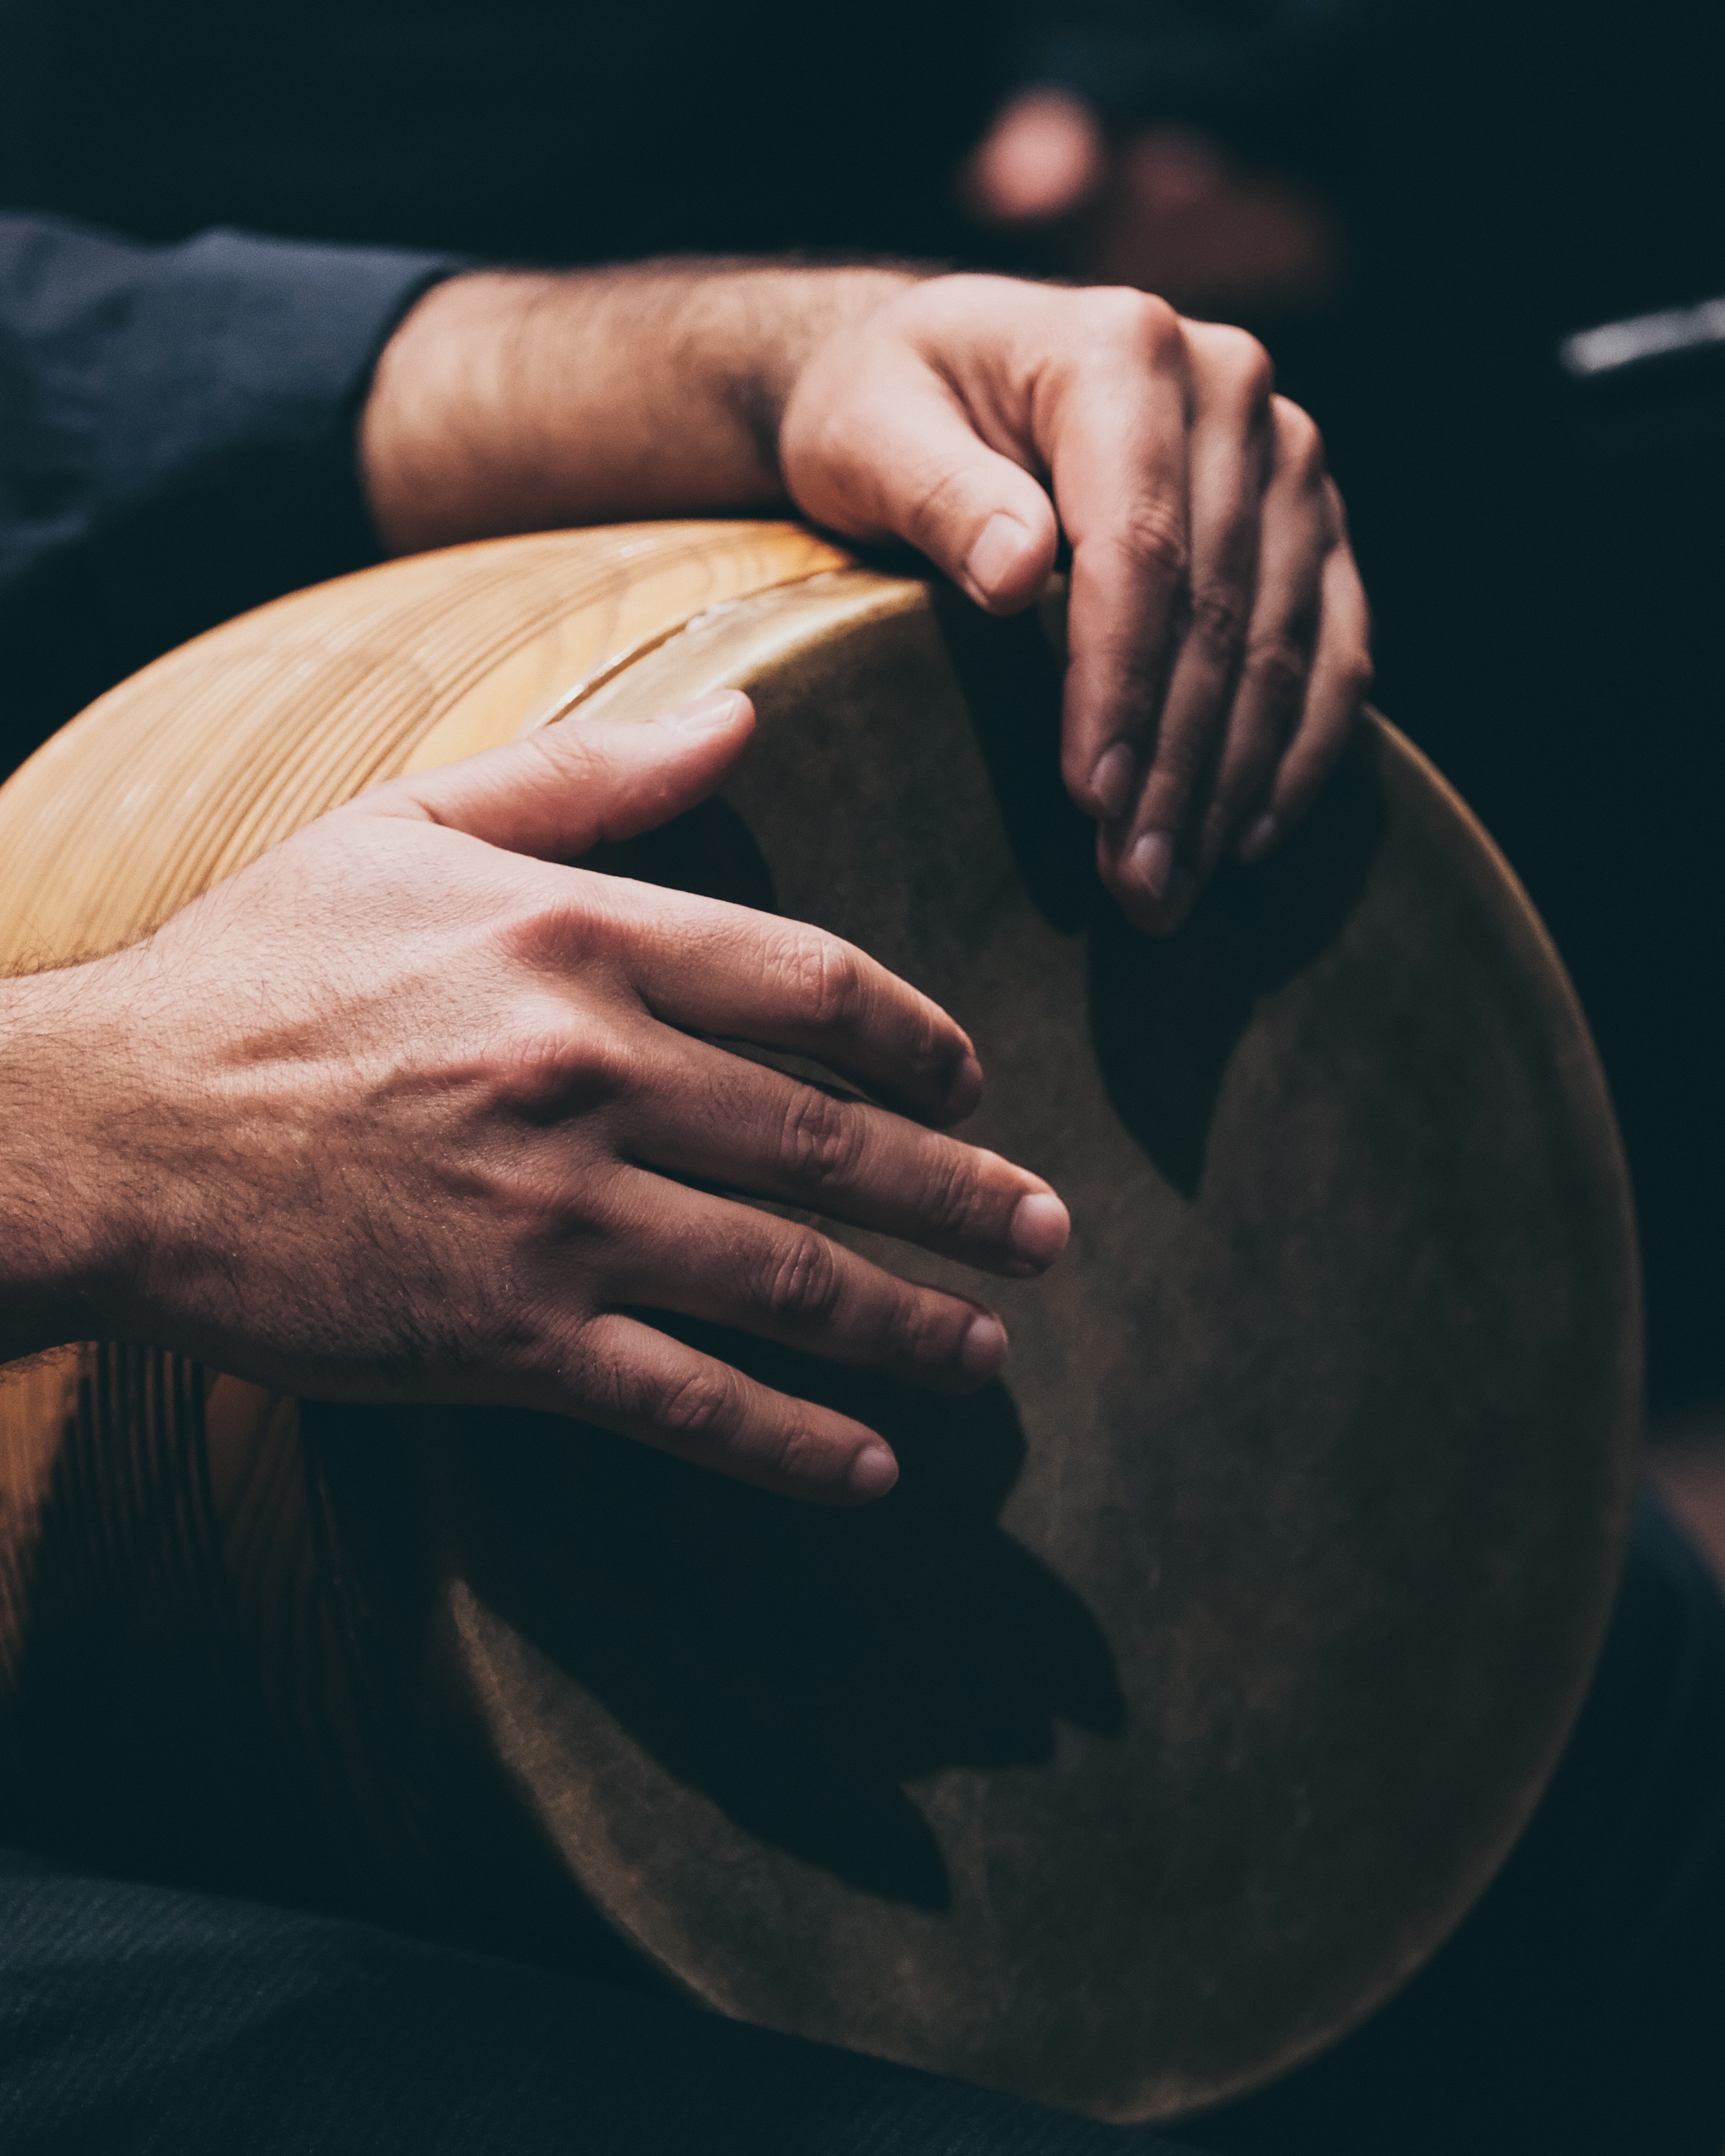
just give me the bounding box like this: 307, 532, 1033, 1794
786, 353, 1059, 616
354, 691, 755, 860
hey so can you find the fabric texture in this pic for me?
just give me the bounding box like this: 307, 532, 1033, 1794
0, 215, 457, 771
0, 1851, 1195, 2156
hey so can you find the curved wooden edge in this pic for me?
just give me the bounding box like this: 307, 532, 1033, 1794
554, 566, 926, 730
397, 525, 855, 775
0, 522, 855, 972
0, 524, 857, 1654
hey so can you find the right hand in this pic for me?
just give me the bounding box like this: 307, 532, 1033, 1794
32, 691, 1068, 1504
367, 256, 1369, 938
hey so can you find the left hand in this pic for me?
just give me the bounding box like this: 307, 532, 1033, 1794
779, 275, 1372, 931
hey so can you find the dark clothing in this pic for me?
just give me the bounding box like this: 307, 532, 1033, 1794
0, 1493, 1721, 2155
0, 1852, 1193, 2156
0, 216, 454, 774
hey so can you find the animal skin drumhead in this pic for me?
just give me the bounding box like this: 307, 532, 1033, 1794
413, 569, 1639, 2122
0, 530, 1637, 2128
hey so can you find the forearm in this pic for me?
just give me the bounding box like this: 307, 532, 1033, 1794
359, 259, 919, 555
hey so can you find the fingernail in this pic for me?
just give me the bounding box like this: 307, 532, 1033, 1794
1130, 829, 1176, 900
1008, 1189, 1071, 1268
847, 1443, 899, 1500
1090, 741, 1136, 820
1238, 811, 1278, 862
963, 513, 1031, 604
959, 1312, 1010, 1383
666, 690, 748, 732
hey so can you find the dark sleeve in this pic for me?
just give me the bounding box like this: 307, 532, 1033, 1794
0, 216, 459, 774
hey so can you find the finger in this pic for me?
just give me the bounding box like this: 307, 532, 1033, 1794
1187, 400, 1335, 880
354, 693, 755, 860
1049, 294, 1195, 821
784, 280, 1197, 819
633, 1035, 1070, 1275
1243, 512, 1373, 853
566, 1311, 900, 1503
598, 886, 984, 1125
787, 340, 1062, 615
612, 1174, 1011, 1398
1098, 325, 1276, 918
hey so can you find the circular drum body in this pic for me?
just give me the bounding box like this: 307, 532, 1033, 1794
0, 523, 1639, 2123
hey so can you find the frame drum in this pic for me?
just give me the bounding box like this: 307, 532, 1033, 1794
0, 523, 1638, 2123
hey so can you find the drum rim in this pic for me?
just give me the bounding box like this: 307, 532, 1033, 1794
430, 563, 1642, 2122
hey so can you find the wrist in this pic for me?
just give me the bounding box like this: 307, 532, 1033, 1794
360, 261, 919, 556
0, 963, 147, 1360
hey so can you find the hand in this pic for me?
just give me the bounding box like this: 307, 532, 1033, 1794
779, 275, 1373, 932
3, 695, 1068, 1503
364, 257, 1371, 934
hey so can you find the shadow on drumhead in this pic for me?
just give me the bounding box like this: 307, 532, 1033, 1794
426, 1360, 1124, 1910
587, 596, 1386, 1210
931, 591, 1389, 1199
392, 596, 1388, 1915
1089, 760, 1389, 1198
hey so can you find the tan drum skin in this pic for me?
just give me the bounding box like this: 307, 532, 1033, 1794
0, 522, 1639, 2125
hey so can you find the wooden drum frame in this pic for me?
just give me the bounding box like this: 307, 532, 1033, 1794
0, 522, 1639, 2123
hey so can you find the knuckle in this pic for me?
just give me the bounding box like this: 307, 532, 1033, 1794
565, 1332, 637, 1422
497, 880, 603, 967
760, 1229, 845, 1330
1220, 326, 1276, 407
886, 1289, 970, 1370
1184, 578, 1249, 665
656, 1363, 742, 1444
919, 1144, 990, 1241
1191, 320, 1275, 410
1273, 397, 1328, 486
1113, 497, 1191, 586
783, 1087, 866, 1190
786, 930, 868, 1033
1090, 285, 1182, 359
1242, 633, 1312, 710
898, 996, 962, 1094
762, 1421, 837, 1488
487, 1013, 630, 1112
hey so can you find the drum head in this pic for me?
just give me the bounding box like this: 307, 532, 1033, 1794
419, 570, 1639, 2121
0, 528, 1638, 2125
